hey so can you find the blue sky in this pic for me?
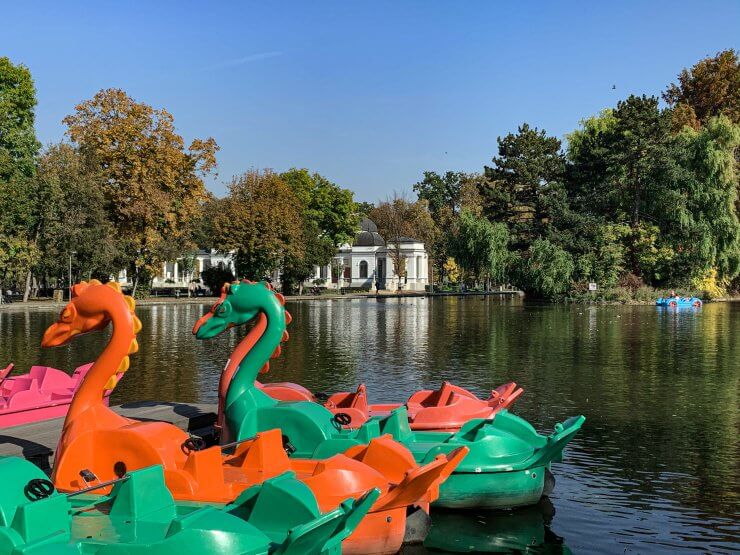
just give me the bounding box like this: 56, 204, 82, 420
2, 1, 739, 201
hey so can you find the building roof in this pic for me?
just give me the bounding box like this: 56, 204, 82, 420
354, 230, 386, 247
359, 218, 378, 232
353, 218, 421, 246
353, 218, 385, 246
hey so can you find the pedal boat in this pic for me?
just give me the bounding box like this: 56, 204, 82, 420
0, 363, 117, 428
194, 280, 585, 510
259, 380, 523, 432
655, 296, 702, 308
43, 280, 464, 555
0, 456, 376, 554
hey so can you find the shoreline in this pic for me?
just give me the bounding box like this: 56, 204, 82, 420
1, 289, 524, 310
1, 290, 737, 311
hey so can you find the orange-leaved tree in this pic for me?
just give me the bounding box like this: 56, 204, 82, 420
63, 88, 218, 295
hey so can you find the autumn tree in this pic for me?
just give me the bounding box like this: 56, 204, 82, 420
63, 88, 218, 295
370, 195, 434, 289
212, 169, 304, 280
663, 49, 740, 130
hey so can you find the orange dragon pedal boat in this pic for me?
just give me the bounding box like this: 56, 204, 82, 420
259, 380, 523, 432
42, 280, 465, 554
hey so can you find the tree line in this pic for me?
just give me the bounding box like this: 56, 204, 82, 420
413, 49, 740, 300
1, 49, 738, 301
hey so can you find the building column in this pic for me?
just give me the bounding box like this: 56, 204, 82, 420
173, 262, 179, 282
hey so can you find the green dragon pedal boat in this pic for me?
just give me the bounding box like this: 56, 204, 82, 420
194, 280, 585, 509
0, 457, 378, 554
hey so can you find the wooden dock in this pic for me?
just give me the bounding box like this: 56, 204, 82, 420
0, 401, 217, 470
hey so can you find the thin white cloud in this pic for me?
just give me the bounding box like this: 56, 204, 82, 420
206, 51, 283, 70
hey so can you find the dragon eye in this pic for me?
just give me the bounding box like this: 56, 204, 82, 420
60, 305, 76, 323
216, 302, 232, 317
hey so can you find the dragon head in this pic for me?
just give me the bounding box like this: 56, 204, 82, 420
193, 280, 291, 339
42, 280, 140, 388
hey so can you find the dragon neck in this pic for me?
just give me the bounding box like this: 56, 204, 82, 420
64, 304, 134, 425
223, 298, 285, 413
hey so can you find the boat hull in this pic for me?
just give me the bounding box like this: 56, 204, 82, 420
0, 395, 111, 428
434, 465, 547, 509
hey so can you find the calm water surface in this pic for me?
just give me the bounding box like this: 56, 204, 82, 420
1, 297, 738, 554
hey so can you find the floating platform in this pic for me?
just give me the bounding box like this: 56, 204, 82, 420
0, 400, 217, 470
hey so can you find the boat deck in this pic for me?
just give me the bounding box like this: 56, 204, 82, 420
0, 401, 217, 470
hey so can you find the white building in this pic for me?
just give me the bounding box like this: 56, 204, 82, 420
115, 249, 236, 292
307, 218, 428, 292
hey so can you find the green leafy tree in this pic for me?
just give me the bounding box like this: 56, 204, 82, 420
281, 168, 358, 246
516, 239, 574, 299
212, 169, 304, 280
567, 96, 679, 277
33, 144, 119, 288
413, 171, 484, 284
449, 209, 510, 288
201, 265, 235, 295
281, 223, 335, 294
0, 57, 40, 181
413, 171, 474, 216
278, 168, 358, 293
0, 57, 41, 299
355, 201, 375, 219
662, 116, 740, 283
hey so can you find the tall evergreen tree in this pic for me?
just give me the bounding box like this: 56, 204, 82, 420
481, 124, 565, 250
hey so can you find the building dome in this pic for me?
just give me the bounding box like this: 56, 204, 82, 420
354, 231, 385, 247
359, 218, 378, 232
354, 218, 385, 246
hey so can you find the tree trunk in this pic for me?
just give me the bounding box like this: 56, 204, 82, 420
31, 275, 39, 298
22, 270, 32, 302
132, 271, 139, 298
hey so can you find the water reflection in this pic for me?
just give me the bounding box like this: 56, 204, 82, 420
403, 499, 570, 554
1, 298, 738, 553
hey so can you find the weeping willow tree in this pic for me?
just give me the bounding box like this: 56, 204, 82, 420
449, 209, 511, 289
659, 116, 740, 291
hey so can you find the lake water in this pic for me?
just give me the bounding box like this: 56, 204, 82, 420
1, 297, 738, 554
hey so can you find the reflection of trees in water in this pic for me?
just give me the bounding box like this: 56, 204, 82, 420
268, 298, 432, 397
112, 304, 203, 403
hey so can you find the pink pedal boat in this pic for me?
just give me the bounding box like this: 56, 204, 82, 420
259, 380, 524, 432
0, 362, 117, 427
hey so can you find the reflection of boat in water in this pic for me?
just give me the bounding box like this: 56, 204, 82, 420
402, 498, 571, 554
